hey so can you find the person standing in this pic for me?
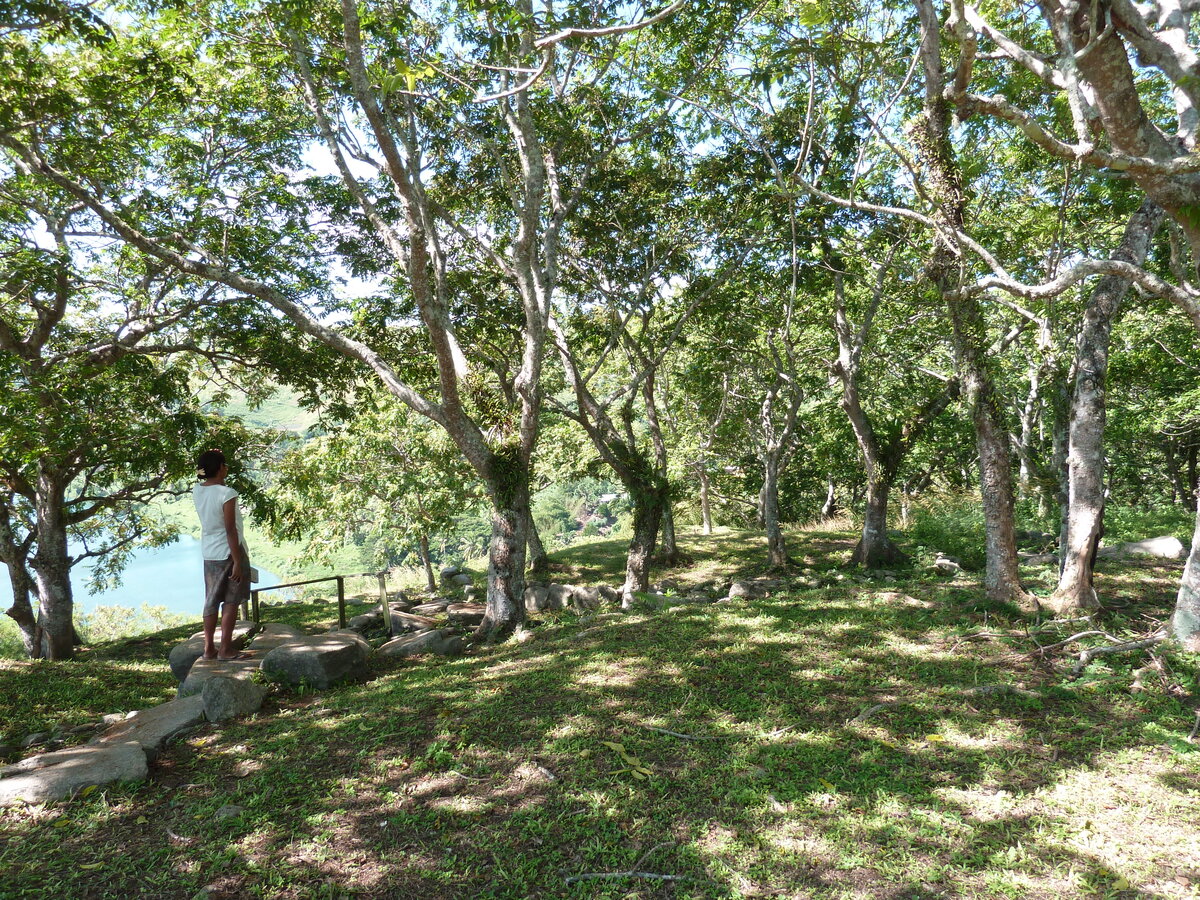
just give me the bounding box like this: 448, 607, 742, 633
192, 449, 250, 660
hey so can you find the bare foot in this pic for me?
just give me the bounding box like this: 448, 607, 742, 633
217, 652, 251, 661
202, 651, 218, 660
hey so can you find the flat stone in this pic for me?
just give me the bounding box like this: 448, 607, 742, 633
348, 612, 383, 631
377, 629, 465, 659
570, 585, 604, 611
1098, 535, 1186, 560
246, 623, 306, 653
178, 656, 262, 698
186, 620, 258, 645
447, 603, 486, 625
202, 675, 267, 723
261, 634, 370, 689
547, 584, 574, 609
215, 804, 245, 820
1, 741, 147, 806
524, 582, 554, 612
21, 732, 48, 749
389, 611, 437, 633
172, 622, 258, 681
728, 581, 753, 599
410, 599, 451, 616
91, 695, 206, 758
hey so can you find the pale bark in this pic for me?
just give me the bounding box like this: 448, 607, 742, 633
1172, 501, 1200, 648
418, 533, 436, 593
526, 512, 550, 575
918, 0, 1029, 604
1052, 199, 1164, 613
697, 465, 714, 534
833, 272, 957, 567
0, 494, 40, 657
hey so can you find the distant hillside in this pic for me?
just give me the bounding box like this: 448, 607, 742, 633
203, 385, 320, 434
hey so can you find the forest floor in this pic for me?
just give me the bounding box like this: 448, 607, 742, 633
1, 526, 1199, 899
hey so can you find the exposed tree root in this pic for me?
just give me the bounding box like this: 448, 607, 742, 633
1070, 630, 1169, 678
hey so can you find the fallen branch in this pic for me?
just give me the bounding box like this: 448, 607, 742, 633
849, 702, 898, 723
959, 684, 1040, 699
565, 842, 686, 886
1030, 630, 1115, 656
1189, 711, 1200, 744
642, 725, 732, 741
1070, 631, 1169, 678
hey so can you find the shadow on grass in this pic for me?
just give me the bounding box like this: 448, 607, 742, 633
1, 529, 1196, 899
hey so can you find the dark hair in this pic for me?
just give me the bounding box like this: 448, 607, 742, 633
196, 449, 226, 481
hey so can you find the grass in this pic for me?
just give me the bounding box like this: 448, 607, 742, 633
1, 526, 1199, 899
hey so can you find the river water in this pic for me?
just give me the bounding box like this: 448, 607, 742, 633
0, 536, 284, 618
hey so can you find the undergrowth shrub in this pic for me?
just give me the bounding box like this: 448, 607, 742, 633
1103, 504, 1196, 544
904, 493, 987, 570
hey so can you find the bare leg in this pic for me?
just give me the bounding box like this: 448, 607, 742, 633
202, 613, 219, 659
217, 601, 239, 658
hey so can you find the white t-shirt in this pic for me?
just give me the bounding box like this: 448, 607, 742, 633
192, 483, 247, 561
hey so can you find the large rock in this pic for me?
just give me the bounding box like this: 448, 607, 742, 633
570, 585, 604, 611
524, 582, 552, 612
1, 741, 147, 806
727, 581, 753, 600
170, 622, 258, 681
261, 633, 370, 689
348, 611, 383, 631
91, 695, 206, 758
447, 603, 486, 625
449, 572, 473, 586
178, 656, 262, 698
410, 599, 452, 616
202, 675, 267, 723
547, 584, 574, 610
168, 638, 208, 681
389, 611, 438, 633
439, 565, 461, 580
1098, 535, 1186, 560
377, 628, 464, 659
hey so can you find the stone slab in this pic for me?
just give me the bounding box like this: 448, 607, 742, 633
178, 656, 262, 698
91, 695, 206, 758
378, 628, 464, 659
261, 634, 370, 689
1, 741, 147, 807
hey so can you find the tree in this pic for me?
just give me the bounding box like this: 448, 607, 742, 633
270, 390, 478, 593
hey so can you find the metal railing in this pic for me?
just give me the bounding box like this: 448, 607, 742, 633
247, 571, 392, 634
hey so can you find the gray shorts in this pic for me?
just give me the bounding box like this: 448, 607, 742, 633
202, 552, 250, 617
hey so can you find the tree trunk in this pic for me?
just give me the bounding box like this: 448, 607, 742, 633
697, 463, 714, 534
971, 378, 1029, 604
0, 495, 40, 657
762, 453, 790, 569
850, 476, 905, 567
526, 512, 549, 576
31, 471, 74, 660
621, 485, 664, 606
821, 476, 837, 520
915, 0, 1027, 605
1052, 200, 1163, 613
475, 459, 529, 643
419, 532, 436, 593
1172, 500, 1200, 649
658, 498, 682, 564
1165, 441, 1189, 506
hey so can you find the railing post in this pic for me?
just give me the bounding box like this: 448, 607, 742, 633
251, 589, 260, 625
378, 572, 392, 638
337, 576, 346, 629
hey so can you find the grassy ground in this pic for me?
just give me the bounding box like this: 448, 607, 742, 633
1, 527, 1199, 899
